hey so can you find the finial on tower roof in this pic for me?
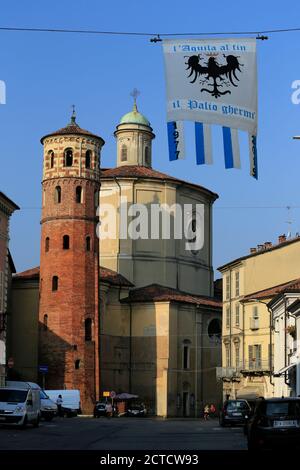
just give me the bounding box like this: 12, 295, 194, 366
70, 104, 76, 124
130, 88, 140, 112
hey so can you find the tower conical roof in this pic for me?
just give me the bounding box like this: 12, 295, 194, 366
41, 111, 104, 144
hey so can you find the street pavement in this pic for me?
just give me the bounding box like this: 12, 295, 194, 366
0, 416, 247, 450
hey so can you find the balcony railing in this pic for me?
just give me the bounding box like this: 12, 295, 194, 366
242, 360, 270, 373
217, 361, 271, 379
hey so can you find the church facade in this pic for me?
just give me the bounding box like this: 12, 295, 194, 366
8, 103, 222, 416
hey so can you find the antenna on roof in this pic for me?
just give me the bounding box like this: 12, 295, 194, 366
286, 206, 293, 238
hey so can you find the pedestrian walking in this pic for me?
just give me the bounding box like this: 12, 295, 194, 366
210, 403, 216, 417
56, 394, 63, 417
204, 404, 210, 420
105, 402, 112, 418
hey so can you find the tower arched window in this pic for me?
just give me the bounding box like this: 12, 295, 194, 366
86, 236, 91, 251
85, 150, 91, 169
64, 148, 73, 167
75, 359, 81, 370
76, 186, 82, 203
55, 186, 61, 204
145, 146, 150, 166
85, 318, 92, 341
49, 150, 55, 169
43, 314, 48, 331
63, 235, 70, 250
121, 145, 127, 162
45, 237, 50, 252
52, 276, 58, 291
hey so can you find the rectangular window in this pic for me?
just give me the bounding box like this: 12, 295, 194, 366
268, 343, 274, 370
225, 345, 230, 367
250, 306, 259, 330
235, 304, 240, 327
235, 271, 240, 297
225, 275, 230, 300
183, 345, 190, 369
226, 307, 230, 329
249, 344, 262, 369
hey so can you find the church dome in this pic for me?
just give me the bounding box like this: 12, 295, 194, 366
119, 103, 150, 127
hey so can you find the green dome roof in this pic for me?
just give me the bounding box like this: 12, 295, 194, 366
119, 103, 150, 126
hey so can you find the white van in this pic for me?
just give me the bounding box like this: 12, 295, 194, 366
40, 390, 57, 421
0, 381, 41, 427
45, 390, 81, 416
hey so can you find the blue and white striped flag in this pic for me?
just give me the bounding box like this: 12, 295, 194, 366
167, 121, 185, 161
195, 122, 213, 165
222, 127, 241, 169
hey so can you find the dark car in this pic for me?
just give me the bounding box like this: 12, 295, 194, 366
127, 403, 147, 417
247, 397, 300, 450
93, 402, 107, 418
219, 399, 251, 427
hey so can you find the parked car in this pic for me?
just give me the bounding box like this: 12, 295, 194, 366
40, 390, 57, 421
219, 399, 251, 427
93, 402, 107, 418
127, 403, 147, 417
0, 381, 41, 428
247, 397, 300, 450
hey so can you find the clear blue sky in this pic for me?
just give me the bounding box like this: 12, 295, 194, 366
1, 0, 300, 277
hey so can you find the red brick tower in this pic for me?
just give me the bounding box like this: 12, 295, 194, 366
38, 110, 104, 412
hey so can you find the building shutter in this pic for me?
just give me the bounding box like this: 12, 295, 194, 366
249, 345, 253, 369
257, 345, 262, 368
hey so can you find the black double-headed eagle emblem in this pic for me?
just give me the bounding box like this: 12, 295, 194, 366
185, 54, 243, 98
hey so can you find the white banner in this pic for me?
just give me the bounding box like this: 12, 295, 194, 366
163, 38, 257, 135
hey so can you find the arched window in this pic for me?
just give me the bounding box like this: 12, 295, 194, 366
208, 319, 222, 341
45, 237, 50, 252
75, 359, 81, 370
86, 236, 91, 251
64, 148, 73, 167
145, 146, 150, 165
55, 186, 61, 204
121, 145, 127, 162
85, 150, 91, 169
85, 318, 92, 341
49, 150, 55, 169
76, 186, 82, 203
63, 235, 70, 250
43, 314, 48, 331
52, 276, 58, 291
182, 339, 191, 370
